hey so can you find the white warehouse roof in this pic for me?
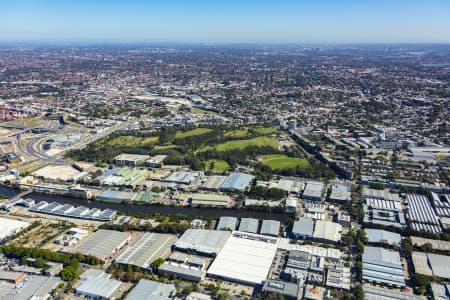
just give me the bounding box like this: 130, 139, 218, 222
207, 231, 278, 286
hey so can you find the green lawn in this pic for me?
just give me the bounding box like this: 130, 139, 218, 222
252, 126, 278, 135
204, 159, 230, 173
261, 154, 309, 170
153, 144, 179, 151
213, 136, 279, 152
175, 128, 212, 138
224, 128, 249, 138
107, 136, 159, 147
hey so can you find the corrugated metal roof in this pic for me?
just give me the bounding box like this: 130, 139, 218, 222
260, 220, 280, 237
124, 279, 176, 300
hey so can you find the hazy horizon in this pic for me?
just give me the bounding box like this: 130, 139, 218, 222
2, 0, 450, 44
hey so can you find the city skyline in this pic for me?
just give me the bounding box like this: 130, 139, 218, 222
2, 0, 450, 43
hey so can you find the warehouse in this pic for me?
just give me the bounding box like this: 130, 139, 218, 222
30, 202, 116, 221
260, 220, 281, 237
238, 218, 259, 234
365, 229, 401, 247
216, 216, 238, 231
302, 181, 324, 201
200, 175, 227, 191
70, 230, 130, 262
329, 183, 352, 202
96, 189, 137, 203
75, 269, 122, 299
326, 264, 351, 290
291, 217, 314, 240
162, 171, 203, 185
362, 246, 405, 287
0, 217, 29, 241
362, 188, 401, 202
174, 229, 230, 256
115, 233, 176, 269
220, 172, 255, 192
364, 286, 422, 300
125, 279, 176, 300
145, 155, 167, 168
207, 231, 278, 286
159, 253, 206, 282
431, 192, 450, 217
406, 193, 440, 225
100, 168, 148, 188
269, 179, 304, 194
262, 279, 303, 300
190, 193, 230, 207
313, 220, 342, 244
412, 252, 450, 279
0, 273, 61, 300
113, 153, 149, 167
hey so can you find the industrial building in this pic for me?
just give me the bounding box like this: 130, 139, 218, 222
174, 229, 230, 256
124, 279, 176, 300
269, 179, 304, 194
100, 168, 148, 188
365, 229, 401, 247
162, 171, 203, 185
412, 252, 450, 279
326, 264, 351, 290
0, 217, 29, 241
238, 218, 259, 234
262, 279, 303, 300
158, 253, 206, 282
96, 189, 137, 203
406, 193, 441, 233
302, 181, 324, 201
145, 155, 167, 168
200, 175, 227, 191
291, 217, 314, 240
312, 220, 342, 244
328, 183, 351, 202
362, 246, 405, 287
30, 201, 116, 221
260, 220, 281, 237
362, 188, 401, 202
216, 216, 238, 231
115, 233, 176, 269
0, 273, 61, 300
70, 229, 130, 262
207, 231, 278, 286
363, 286, 423, 300
113, 153, 150, 166
74, 269, 122, 299
220, 172, 255, 192
189, 193, 230, 207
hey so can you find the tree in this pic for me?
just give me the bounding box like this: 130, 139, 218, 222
152, 258, 165, 271
354, 285, 364, 300
60, 266, 77, 281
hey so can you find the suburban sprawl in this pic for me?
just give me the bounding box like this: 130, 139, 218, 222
0, 44, 448, 300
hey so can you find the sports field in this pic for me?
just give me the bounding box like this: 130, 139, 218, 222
213, 136, 279, 152
261, 154, 309, 170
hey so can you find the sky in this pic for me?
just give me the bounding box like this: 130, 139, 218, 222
1, 0, 450, 43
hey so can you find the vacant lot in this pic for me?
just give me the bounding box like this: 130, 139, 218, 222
175, 128, 212, 138
261, 154, 309, 170
107, 136, 158, 147
213, 136, 279, 152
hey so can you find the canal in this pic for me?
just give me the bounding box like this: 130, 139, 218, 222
0, 186, 294, 224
